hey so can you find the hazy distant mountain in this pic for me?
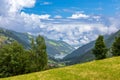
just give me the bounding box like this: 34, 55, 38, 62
63, 30, 120, 65
0, 27, 75, 58
45, 38, 75, 58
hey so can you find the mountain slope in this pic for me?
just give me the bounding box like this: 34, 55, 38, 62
0, 27, 75, 58
64, 30, 120, 65
1, 57, 120, 80
45, 38, 75, 58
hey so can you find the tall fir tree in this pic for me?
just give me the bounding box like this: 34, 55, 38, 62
92, 35, 108, 60
30, 35, 48, 71
112, 37, 120, 56
36, 35, 48, 70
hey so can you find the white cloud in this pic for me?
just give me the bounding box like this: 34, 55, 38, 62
80, 36, 89, 44
9, 0, 36, 14
54, 15, 62, 19
68, 13, 89, 19
32, 22, 109, 47
93, 16, 101, 19
0, 0, 9, 15
41, 2, 52, 5
20, 12, 40, 30
0, 0, 120, 48
0, 0, 51, 31
0, 0, 36, 31
38, 14, 51, 20
107, 17, 120, 34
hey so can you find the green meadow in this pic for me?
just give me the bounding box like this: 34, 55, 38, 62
1, 57, 120, 80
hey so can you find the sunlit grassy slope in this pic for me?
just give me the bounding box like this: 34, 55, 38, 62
1, 57, 120, 80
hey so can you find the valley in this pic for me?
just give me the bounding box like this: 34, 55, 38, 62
0, 0, 120, 79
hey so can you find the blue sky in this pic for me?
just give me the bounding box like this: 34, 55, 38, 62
0, 0, 120, 48
22, 0, 120, 18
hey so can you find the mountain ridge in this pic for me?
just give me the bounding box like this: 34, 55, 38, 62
0, 27, 75, 58
63, 30, 120, 65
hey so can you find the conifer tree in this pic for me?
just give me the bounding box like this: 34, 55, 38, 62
92, 35, 108, 60
112, 37, 120, 56
30, 35, 48, 71
35, 35, 48, 70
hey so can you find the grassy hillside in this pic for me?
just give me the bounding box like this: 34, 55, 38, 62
1, 57, 120, 80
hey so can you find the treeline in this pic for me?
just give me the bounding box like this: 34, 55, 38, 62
93, 35, 120, 60
0, 35, 48, 78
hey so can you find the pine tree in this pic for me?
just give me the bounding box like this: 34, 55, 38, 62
92, 35, 108, 60
30, 35, 48, 71
31, 38, 36, 50
112, 37, 120, 56
35, 35, 48, 70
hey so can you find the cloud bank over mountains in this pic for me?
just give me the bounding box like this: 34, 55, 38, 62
68, 13, 89, 19
0, 0, 120, 48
